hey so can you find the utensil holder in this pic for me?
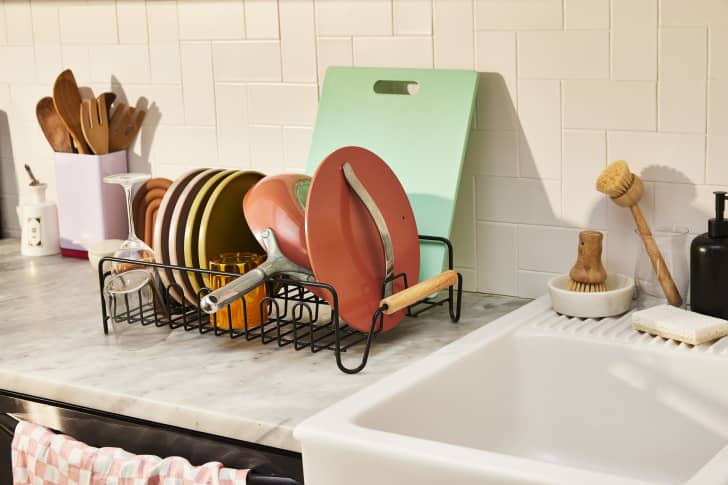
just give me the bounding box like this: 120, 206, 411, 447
54, 150, 127, 255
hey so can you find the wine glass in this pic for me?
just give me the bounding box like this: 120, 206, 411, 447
104, 173, 155, 274
103, 173, 159, 329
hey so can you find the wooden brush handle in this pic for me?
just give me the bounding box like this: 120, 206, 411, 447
380, 270, 458, 315
630, 204, 683, 306
569, 231, 607, 284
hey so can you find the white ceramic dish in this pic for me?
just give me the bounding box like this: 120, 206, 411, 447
548, 273, 635, 318
74, 239, 124, 272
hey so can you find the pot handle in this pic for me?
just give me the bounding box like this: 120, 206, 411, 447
379, 270, 458, 315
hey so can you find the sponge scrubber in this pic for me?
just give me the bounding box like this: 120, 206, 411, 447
633, 305, 728, 345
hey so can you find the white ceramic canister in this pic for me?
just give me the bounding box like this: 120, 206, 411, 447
16, 184, 60, 256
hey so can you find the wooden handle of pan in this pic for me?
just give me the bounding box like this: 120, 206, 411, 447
630, 204, 683, 307
380, 270, 458, 315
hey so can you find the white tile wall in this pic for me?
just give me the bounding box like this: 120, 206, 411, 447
1, 0, 725, 302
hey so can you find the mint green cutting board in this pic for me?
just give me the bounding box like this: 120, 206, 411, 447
306, 67, 479, 283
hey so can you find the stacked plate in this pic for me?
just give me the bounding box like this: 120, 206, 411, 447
151, 169, 265, 305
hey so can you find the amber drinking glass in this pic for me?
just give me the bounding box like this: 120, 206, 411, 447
209, 252, 267, 329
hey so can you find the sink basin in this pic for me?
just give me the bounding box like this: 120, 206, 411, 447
295, 297, 728, 485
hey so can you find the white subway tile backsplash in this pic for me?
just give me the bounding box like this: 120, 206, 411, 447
661, 0, 728, 27
476, 72, 518, 130
0, 7, 6, 45
353, 37, 433, 69
517, 270, 558, 299
476, 222, 517, 295
249, 125, 285, 174
279, 0, 317, 83
518, 30, 609, 79
611, 0, 657, 81
60, 45, 90, 83
248, 84, 318, 126
212, 41, 282, 82
6, 0, 33, 45
433, 0, 473, 69
607, 131, 706, 184
518, 225, 579, 273
455, 267, 477, 292
59, 2, 118, 44
34, 45, 62, 85
710, 27, 728, 79
562, 130, 607, 229
476, 176, 561, 225
282, 126, 312, 172
475, 31, 516, 98
517, 80, 561, 180
178, 0, 245, 40
316, 0, 392, 36
90, 45, 151, 84
316, 37, 353, 82
660, 28, 707, 80
30, 3, 60, 44
707, 81, 728, 185
658, 80, 707, 133
563, 80, 656, 130
654, 183, 727, 235
394, 0, 432, 35
215, 83, 249, 166
451, 175, 476, 268
244, 0, 280, 39
148, 126, 218, 165
466, 130, 518, 177
116, 0, 149, 44
180, 43, 215, 126
564, 0, 609, 29
146, 1, 179, 42
120, 85, 185, 126
0, 47, 35, 83
150, 43, 181, 84
475, 0, 562, 30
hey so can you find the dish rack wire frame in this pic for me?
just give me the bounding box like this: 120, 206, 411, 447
97, 235, 462, 374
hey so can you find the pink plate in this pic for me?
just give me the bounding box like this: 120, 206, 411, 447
305, 146, 419, 332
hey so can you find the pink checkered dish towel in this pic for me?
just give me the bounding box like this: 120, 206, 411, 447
11, 420, 249, 485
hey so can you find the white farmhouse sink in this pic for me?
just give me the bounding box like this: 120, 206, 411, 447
295, 297, 728, 485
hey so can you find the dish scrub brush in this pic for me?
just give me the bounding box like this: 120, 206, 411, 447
568, 230, 607, 292
633, 305, 728, 345
596, 160, 683, 307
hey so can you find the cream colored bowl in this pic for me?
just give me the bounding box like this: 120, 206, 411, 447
548, 273, 635, 318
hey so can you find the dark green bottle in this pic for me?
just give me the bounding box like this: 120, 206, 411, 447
690, 191, 728, 319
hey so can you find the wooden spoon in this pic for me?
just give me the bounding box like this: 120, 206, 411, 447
52, 69, 89, 154
36, 97, 73, 153
109, 102, 146, 152
80, 97, 109, 154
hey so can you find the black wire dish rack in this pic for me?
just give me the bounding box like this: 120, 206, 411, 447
98, 235, 462, 374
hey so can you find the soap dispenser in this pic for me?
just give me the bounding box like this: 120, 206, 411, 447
690, 191, 728, 319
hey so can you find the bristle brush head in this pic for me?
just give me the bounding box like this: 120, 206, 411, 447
568, 280, 608, 293
597, 160, 633, 198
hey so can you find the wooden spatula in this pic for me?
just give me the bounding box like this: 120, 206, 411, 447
36, 97, 73, 153
109, 102, 145, 152
52, 69, 89, 154
80, 97, 109, 155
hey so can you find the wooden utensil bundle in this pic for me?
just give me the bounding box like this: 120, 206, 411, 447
36, 69, 146, 155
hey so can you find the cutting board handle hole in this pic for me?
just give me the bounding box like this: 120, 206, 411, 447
373, 80, 419, 95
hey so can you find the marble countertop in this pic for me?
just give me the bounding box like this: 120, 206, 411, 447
0, 239, 528, 452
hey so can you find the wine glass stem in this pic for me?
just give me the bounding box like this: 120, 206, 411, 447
123, 184, 142, 242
